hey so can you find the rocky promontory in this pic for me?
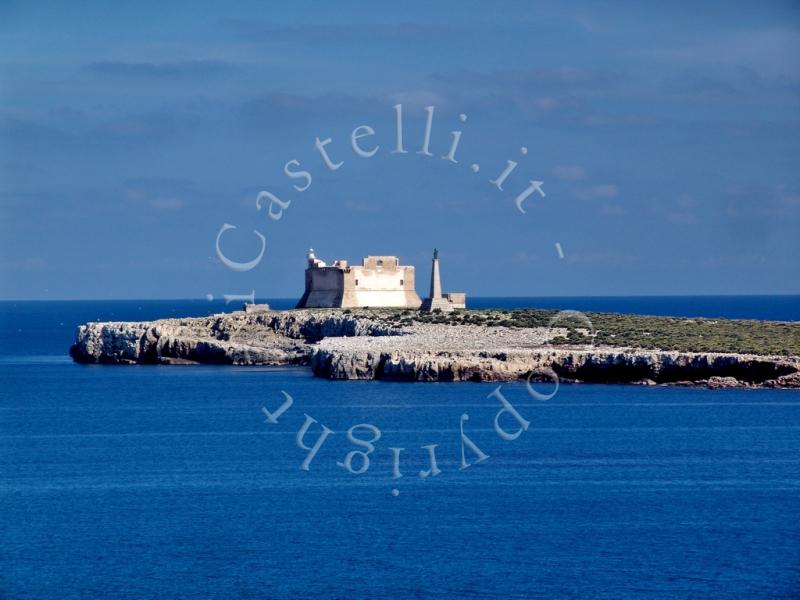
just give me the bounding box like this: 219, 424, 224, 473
69, 308, 800, 388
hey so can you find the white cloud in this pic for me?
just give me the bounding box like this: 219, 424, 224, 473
388, 90, 447, 109
512, 251, 542, 264
667, 211, 697, 226
534, 96, 558, 110
553, 165, 587, 181
150, 197, 184, 211
599, 203, 626, 216
643, 28, 800, 79
577, 184, 619, 200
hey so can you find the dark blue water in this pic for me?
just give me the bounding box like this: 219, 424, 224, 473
2, 299, 800, 598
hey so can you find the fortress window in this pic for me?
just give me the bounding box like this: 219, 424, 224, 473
355, 279, 359, 286
376, 259, 384, 268
400, 279, 404, 285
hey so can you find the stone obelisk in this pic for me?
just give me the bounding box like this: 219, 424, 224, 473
429, 248, 442, 299
421, 248, 453, 312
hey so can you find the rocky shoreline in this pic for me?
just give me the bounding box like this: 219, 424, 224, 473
69, 308, 800, 389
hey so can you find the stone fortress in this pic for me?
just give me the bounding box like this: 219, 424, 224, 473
296, 248, 465, 312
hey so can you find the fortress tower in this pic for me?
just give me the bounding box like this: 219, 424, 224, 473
296, 249, 421, 309
419, 249, 466, 312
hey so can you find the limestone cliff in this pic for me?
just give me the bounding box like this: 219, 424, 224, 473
70, 310, 398, 365
69, 309, 800, 388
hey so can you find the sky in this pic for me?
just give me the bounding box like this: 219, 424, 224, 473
1, 1, 799, 300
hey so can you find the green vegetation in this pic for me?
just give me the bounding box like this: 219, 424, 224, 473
350, 308, 800, 356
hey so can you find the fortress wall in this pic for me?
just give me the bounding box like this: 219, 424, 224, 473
341, 266, 421, 308
297, 267, 344, 308
443, 293, 466, 308
353, 268, 404, 290
298, 257, 422, 309
362, 256, 399, 270
347, 290, 419, 307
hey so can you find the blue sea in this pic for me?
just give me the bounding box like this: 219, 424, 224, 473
1, 297, 799, 598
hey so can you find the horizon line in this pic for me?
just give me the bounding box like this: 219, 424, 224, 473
1, 293, 799, 303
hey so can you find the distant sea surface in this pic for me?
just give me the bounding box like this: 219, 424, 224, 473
1, 297, 799, 597
469, 294, 800, 321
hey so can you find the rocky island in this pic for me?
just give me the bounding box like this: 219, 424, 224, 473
70, 307, 800, 389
